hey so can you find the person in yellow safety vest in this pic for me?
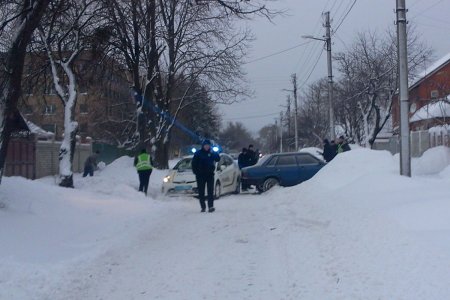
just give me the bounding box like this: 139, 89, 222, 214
134, 149, 153, 195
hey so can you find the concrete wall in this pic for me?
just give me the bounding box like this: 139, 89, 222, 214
35, 140, 92, 178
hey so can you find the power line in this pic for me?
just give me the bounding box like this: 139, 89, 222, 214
333, 0, 357, 35
244, 41, 313, 65
292, 14, 323, 73
333, 0, 354, 31
298, 47, 325, 90
410, 0, 444, 19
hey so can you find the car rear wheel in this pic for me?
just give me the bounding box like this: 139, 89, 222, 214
214, 181, 221, 199
259, 177, 279, 193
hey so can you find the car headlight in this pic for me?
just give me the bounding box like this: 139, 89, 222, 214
163, 176, 171, 183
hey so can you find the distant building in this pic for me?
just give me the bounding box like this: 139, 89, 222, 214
19, 51, 135, 144
392, 52, 450, 131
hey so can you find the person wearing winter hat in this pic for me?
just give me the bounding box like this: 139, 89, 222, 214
192, 139, 220, 212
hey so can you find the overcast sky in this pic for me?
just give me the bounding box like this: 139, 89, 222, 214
218, 0, 450, 134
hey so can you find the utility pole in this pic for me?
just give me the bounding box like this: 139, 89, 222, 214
280, 112, 284, 153
275, 119, 278, 153
286, 95, 291, 149
396, 0, 411, 176
291, 74, 299, 151
324, 11, 335, 141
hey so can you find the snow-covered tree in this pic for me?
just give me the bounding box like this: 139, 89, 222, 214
0, 0, 50, 184
37, 0, 100, 187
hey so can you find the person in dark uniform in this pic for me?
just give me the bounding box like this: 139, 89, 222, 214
83, 150, 100, 177
192, 140, 220, 212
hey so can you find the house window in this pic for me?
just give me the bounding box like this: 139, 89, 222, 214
42, 124, 56, 133
43, 104, 56, 115
44, 81, 56, 95
79, 83, 88, 95
431, 90, 439, 99
80, 103, 88, 114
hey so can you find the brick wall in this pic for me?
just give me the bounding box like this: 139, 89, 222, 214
35, 141, 92, 178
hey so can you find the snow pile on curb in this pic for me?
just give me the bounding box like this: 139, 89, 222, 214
412, 146, 450, 175
308, 148, 397, 190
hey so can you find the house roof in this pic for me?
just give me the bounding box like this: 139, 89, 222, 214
410, 52, 450, 89
410, 96, 450, 123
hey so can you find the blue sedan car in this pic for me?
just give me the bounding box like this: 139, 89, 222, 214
241, 152, 325, 193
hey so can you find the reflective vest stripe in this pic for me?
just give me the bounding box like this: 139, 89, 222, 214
136, 154, 152, 170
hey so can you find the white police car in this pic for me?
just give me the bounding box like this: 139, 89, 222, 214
162, 153, 241, 198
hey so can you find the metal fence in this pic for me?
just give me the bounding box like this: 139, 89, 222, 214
373, 128, 450, 157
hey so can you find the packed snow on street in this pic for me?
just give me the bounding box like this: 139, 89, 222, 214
1, 147, 450, 299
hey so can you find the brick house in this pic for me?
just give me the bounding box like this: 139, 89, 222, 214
392, 52, 450, 131
19, 51, 135, 144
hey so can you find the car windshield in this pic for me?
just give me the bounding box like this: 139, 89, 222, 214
174, 158, 192, 172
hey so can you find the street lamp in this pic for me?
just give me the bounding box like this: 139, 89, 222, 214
302, 11, 335, 141
301, 35, 325, 42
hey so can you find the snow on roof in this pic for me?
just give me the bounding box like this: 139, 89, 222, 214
410, 52, 450, 88
410, 97, 450, 123
25, 119, 54, 138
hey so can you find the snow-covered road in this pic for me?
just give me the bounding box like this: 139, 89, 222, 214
2, 148, 450, 299
47, 191, 344, 300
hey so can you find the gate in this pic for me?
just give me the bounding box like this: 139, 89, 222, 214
4, 137, 36, 179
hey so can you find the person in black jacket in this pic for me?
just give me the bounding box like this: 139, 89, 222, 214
246, 144, 257, 166
238, 148, 248, 169
192, 139, 220, 212
322, 139, 335, 162
238, 148, 250, 191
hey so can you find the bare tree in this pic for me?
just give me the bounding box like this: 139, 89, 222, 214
219, 122, 256, 151
148, 0, 251, 168
100, 0, 161, 152
37, 0, 100, 187
334, 29, 432, 147
0, 0, 50, 184
298, 78, 329, 146
258, 124, 279, 154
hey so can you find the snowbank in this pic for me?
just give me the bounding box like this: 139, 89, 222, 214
0, 157, 171, 299
412, 146, 450, 175
308, 148, 397, 190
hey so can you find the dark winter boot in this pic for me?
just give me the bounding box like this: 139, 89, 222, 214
208, 207, 215, 213
201, 208, 206, 213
